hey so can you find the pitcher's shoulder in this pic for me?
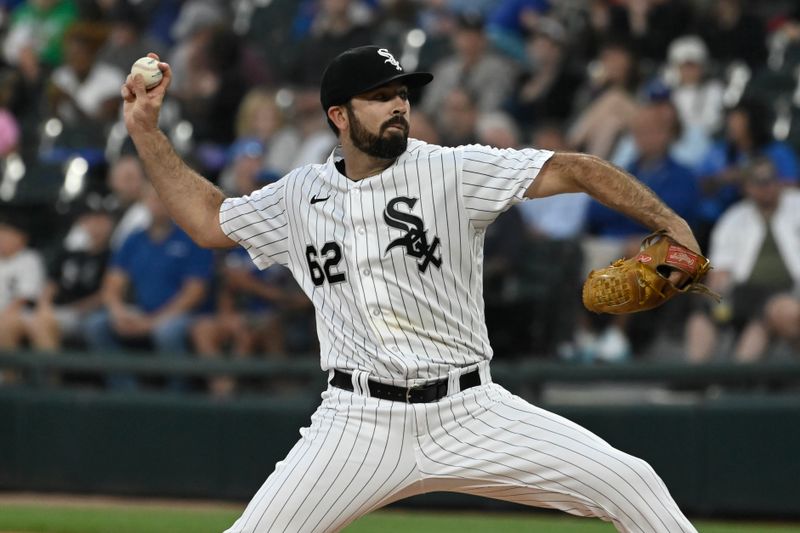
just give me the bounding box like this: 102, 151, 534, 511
403, 138, 462, 161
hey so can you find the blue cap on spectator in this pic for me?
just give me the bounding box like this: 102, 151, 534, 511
228, 137, 265, 163
643, 79, 672, 102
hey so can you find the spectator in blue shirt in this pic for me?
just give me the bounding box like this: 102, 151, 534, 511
586, 100, 698, 240
84, 184, 214, 390
578, 100, 699, 362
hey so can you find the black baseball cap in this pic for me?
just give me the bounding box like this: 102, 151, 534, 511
320, 45, 433, 111
0, 216, 28, 235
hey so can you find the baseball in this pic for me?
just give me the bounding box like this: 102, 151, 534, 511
130, 57, 163, 89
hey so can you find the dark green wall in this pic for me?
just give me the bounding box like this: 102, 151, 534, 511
1, 388, 798, 517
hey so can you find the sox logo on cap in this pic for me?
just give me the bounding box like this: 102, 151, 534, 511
377, 48, 402, 71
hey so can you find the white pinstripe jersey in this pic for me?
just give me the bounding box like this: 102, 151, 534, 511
220, 139, 553, 385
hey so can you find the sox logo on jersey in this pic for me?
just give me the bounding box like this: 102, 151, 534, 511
383, 196, 442, 273
219, 139, 555, 381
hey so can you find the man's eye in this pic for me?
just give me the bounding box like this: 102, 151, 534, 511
372, 90, 408, 101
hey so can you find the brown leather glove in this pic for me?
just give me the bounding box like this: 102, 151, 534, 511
583, 230, 718, 314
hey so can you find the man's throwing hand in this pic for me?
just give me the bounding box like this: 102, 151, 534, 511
121, 52, 171, 137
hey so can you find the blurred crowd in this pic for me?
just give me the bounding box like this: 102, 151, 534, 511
1, 0, 800, 396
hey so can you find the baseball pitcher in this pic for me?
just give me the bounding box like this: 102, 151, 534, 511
121, 46, 701, 533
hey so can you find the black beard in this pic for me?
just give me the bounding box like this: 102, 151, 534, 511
347, 108, 408, 160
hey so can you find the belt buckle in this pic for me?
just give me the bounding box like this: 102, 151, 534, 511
406, 386, 425, 403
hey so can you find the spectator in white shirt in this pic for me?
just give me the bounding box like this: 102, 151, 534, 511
0, 219, 45, 351
666, 35, 725, 137
685, 158, 800, 362
46, 21, 125, 127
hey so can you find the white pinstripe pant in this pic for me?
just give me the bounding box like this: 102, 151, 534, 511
225, 363, 697, 533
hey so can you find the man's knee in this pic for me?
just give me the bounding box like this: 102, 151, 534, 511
765, 295, 800, 338
603, 449, 672, 512
0, 308, 24, 347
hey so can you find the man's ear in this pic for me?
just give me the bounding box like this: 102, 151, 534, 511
327, 105, 348, 133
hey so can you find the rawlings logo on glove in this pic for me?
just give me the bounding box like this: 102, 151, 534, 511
582, 230, 718, 314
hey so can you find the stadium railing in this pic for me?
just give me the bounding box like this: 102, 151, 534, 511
1, 350, 799, 399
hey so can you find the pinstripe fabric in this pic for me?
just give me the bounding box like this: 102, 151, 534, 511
224, 374, 696, 533
219, 140, 552, 386
415, 383, 695, 533
224, 386, 422, 533
219, 139, 696, 532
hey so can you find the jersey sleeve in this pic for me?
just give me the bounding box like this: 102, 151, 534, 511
219, 180, 289, 270
460, 144, 554, 228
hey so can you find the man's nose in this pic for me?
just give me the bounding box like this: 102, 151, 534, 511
391, 97, 407, 114
391, 106, 409, 119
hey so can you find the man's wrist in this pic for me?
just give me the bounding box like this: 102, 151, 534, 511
130, 126, 165, 147
661, 220, 696, 248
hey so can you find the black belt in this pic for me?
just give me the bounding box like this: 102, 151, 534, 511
330, 369, 482, 403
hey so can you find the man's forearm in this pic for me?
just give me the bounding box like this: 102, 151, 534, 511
131, 129, 233, 248
542, 153, 697, 249
102, 289, 127, 313
584, 156, 687, 232
101, 271, 130, 312
152, 280, 207, 323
